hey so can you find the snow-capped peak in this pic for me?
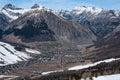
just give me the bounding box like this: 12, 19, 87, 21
0, 8, 28, 21
0, 4, 50, 22
0, 4, 29, 22
73, 6, 103, 14
31, 4, 47, 11
2, 3, 23, 10
114, 10, 120, 17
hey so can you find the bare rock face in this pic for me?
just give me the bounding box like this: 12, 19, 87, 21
0, 13, 9, 30
2, 9, 96, 46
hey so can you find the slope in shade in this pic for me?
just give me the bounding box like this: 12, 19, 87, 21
84, 25, 120, 62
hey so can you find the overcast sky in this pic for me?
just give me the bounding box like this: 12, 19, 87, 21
0, 0, 120, 10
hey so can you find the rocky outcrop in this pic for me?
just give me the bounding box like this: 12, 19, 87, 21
31, 4, 40, 9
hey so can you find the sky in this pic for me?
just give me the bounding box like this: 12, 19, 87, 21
0, 0, 120, 10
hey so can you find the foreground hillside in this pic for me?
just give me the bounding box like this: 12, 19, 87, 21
13, 58, 120, 80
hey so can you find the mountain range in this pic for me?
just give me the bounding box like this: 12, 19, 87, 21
1, 4, 120, 38
57, 6, 120, 37
0, 3, 120, 80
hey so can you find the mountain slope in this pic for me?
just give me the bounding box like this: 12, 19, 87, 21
56, 6, 120, 37
83, 25, 120, 61
2, 8, 96, 47
0, 13, 9, 30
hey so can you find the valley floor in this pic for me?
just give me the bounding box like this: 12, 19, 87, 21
0, 41, 120, 80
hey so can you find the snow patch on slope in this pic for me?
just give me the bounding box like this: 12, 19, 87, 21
0, 75, 18, 80
42, 70, 63, 75
81, 74, 120, 80
25, 48, 41, 54
74, 6, 103, 15
41, 58, 120, 76
0, 42, 31, 66
68, 58, 120, 70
